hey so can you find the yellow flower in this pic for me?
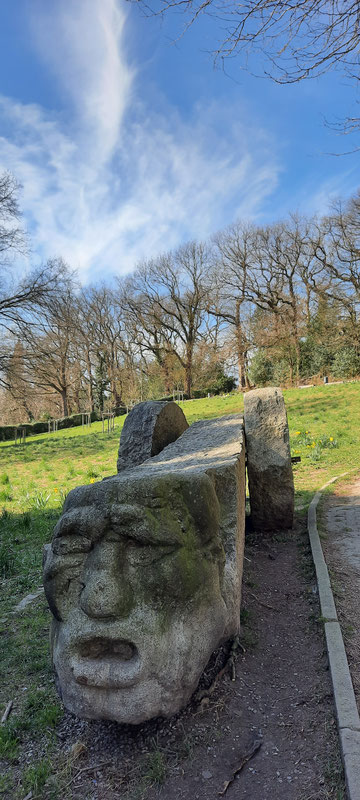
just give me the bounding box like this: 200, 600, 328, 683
54, 488, 58, 493
312, 441, 316, 447
330, 437, 334, 442
294, 450, 300, 454
306, 430, 310, 434
295, 431, 301, 435
90, 478, 95, 484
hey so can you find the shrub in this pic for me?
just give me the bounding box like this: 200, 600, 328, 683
0, 409, 120, 442
157, 394, 189, 402
272, 359, 291, 385
332, 347, 360, 379
209, 374, 237, 395
248, 350, 274, 386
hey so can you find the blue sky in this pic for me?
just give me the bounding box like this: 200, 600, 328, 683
0, 0, 359, 283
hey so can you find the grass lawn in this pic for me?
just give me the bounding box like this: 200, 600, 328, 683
0, 382, 359, 798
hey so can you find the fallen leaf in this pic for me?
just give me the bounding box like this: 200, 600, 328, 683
72, 741, 87, 759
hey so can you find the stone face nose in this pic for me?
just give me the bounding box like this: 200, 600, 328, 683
80, 570, 135, 620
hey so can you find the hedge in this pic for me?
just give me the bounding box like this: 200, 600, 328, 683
157, 394, 189, 402
0, 407, 127, 442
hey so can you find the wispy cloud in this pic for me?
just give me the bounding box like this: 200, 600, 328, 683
29, 0, 134, 162
0, 0, 281, 283
303, 169, 360, 218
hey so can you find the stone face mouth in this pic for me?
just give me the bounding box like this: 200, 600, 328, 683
72, 638, 141, 688
78, 638, 137, 661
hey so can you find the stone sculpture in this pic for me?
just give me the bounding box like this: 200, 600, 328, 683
43, 412, 246, 724
117, 400, 188, 472
244, 387, 294, 530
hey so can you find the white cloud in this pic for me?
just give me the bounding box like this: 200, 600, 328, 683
302, 170, 360, 218
29, 0, 134, 163
0, 0, 281, 283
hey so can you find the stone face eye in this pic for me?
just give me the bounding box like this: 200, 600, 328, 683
125, 542, 178, 564
52, 536, 92, 556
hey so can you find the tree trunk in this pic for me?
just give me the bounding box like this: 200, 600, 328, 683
235, 300, 250, 389
289, 360, 294, 386
86, 351, 94, 411
185, 342, 193, 398
162, 360, 172, 395
60, 388, 68, 417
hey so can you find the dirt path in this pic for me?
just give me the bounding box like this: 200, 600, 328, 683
322, 475, 360, 707
53, 516, 343, 800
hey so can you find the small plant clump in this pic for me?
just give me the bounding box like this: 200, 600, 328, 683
22, 758, 51, 796
291, 430, 338, 463
144, 748, 168, 785
0, 488, 12, 502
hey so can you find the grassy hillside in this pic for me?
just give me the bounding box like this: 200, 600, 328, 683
1, 382, 358, 515
0, 383, 359, 797
1, 381, 358, 613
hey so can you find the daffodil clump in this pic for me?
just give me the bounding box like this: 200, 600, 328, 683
292, 430, 338, 462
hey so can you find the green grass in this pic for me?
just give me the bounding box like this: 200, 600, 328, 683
0, 384, 358, 797
1, 383, 359, 617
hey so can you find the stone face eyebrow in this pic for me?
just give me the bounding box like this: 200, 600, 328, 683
52, 503, 192, 548
109, 503, 190, 547
53, 508, 108, 543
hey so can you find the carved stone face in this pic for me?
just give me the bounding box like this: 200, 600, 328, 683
43, 472, 228, 723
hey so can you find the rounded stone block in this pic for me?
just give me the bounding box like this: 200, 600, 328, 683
244, 387, 294, 531
117, 400, 188, 472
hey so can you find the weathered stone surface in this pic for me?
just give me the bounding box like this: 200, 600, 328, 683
244, 387, 294, 531
43, 414, 246, 724
117, 400, 188, 472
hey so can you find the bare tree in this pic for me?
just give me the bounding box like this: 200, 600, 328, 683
15, 283, 80, 417
0, 172, 26, 260
120, 280, 176, 395
211, 222, 255, 388
132, 0, 360, 139
0, 171, 73, 386
134, 0, 360, 82
84, 287, 131, 410
124, 241, 212, 397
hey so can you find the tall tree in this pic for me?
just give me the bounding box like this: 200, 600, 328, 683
124, 241, 211, 397
17, 282, 79, 417
211, 223, 255, 388
0, 172, 71, 386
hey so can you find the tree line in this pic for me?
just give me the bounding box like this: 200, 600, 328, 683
1, 171, 360, 423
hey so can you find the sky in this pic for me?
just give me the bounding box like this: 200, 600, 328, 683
0, 0, 359, 284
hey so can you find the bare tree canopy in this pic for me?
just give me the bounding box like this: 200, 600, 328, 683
0, 170, 76, 390
0, 171, 26, 259
0, 171, 72, 328
131, 0, 360, 85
